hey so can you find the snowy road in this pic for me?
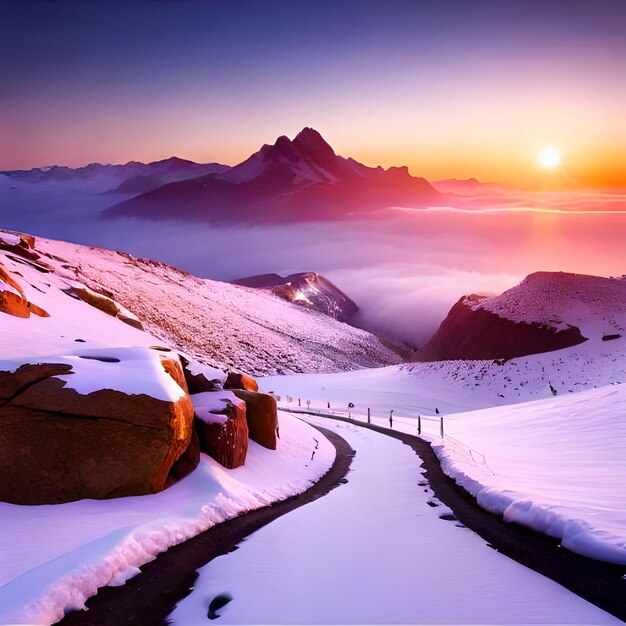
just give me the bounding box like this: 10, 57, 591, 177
170, 416, 617, 624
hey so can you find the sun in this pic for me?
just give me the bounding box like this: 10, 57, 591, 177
537, 145, 561, 169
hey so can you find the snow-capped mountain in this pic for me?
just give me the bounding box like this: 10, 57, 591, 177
417, 271, 625, 361
232, 271, 358, 322
104, 128, 443, 223
1, 157, 229, 194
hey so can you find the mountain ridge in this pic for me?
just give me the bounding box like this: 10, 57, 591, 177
104, 127, 444, 224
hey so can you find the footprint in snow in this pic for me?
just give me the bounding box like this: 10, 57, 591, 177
207, 593, 233, 620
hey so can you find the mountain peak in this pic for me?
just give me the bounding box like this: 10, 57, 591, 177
293, 127, 336, 158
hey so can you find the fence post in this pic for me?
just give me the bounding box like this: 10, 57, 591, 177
367, 407, 371, 424
389, 410, 393, 429
298, 398, 301, 407
440, 416, 444, 438
307, 400, 310, 409
417, 414, 421, 435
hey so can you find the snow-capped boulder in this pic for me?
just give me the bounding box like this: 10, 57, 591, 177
224, 372, 258, 392
232, 389, 279, 450
192, 391, 249, 469
0, 230, 42, 263
180, 355, 226, 393
0, 352, 195, 505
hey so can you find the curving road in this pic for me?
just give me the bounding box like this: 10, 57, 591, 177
57, 425, 355, 626
59, 415, 623, 625
169, 415, 619, 624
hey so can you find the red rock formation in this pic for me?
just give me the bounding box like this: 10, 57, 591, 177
0, 262, 49, 318
417, 297, 587, 361
232, 390, 278, 450
224, 372, 258, 392
194, 398, 248, 469
0, 359, 194, 504
180, 355, 224, 393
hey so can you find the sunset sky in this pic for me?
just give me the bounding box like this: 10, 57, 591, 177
1, 0, 624, 188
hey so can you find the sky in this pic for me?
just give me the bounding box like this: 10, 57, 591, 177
1, 0, 625, 188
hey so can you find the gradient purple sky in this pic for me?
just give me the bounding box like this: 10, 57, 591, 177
1, 0, 624, 187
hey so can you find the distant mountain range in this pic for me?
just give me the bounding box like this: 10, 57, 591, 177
103, 128, 445, 224
1, 157, 229, 194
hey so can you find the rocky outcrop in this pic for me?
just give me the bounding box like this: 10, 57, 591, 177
193, 393, 248, 469
417, 296, 587, 362
64, 285, 144, 330
0, 357, 194, 505
224, 372, 259, 392
0, 262, 49, 319
232, 390, 278, 450
180, 355, 225, 393
232, 272, 358, 322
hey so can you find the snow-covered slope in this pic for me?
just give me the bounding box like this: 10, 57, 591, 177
434, 384, 626, 565
479, 271, 625, 340
262, 326, 624, 418
418, 271, 625, 361
34, 237, 401, 375
0, 230, 338, 623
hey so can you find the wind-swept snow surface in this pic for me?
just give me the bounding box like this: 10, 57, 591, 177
170, 417, 617, 625
0, 414, 334, 626
434, 384, 626, 565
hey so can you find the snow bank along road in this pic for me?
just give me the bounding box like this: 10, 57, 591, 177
280, 410, 626, 622
170, 416, 618, 624
57, 425, 355, 626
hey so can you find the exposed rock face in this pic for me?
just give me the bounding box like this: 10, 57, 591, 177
232, 272, 358, 322
194, 396, 248, 469
64, 286, 144, 330
232, 390, 278, 450
167, 427, 200, 486
0, 262, 49, 319
417, 296, 587, 361
180, 355, 225, 393
224, 372, 259, 392
0, 359, 194, 505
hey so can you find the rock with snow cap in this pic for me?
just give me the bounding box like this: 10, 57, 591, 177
192, 391, 248, 468
0, 353, 195, 504
224, 372, 258, 392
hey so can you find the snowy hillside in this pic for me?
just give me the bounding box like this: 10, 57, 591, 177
262, 328, 624, 418
34, 237, 401, 374
0, 229, 337, 623
477, 271, 626, 340
434, 384, 626, 565
418, 271, 625, 361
